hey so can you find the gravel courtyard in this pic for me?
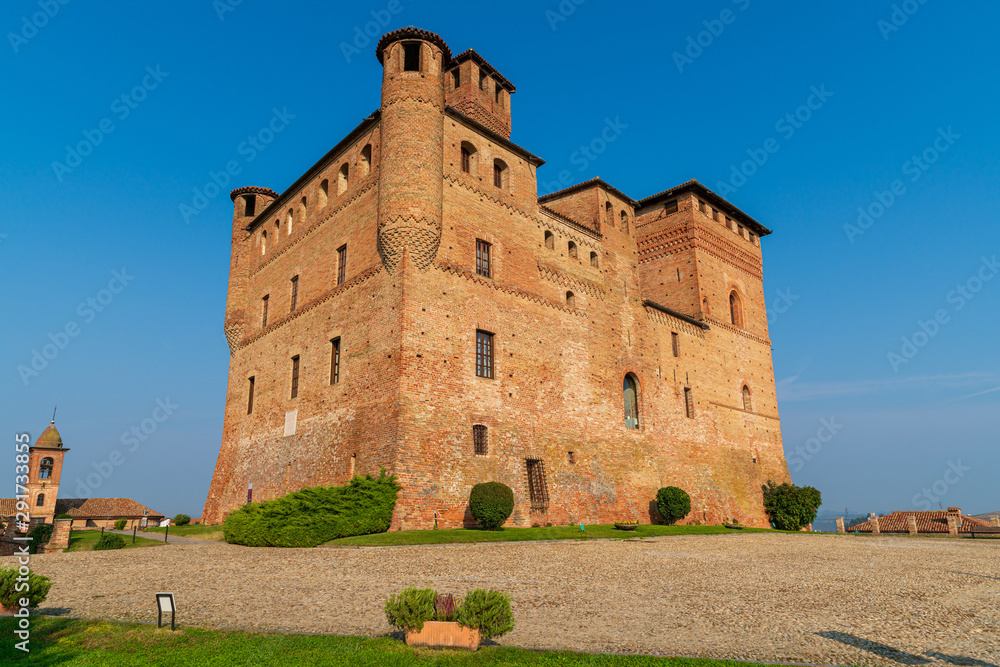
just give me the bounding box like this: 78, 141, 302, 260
20, 533, 999, 666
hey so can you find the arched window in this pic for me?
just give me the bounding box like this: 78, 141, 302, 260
360, 144, 372, 176
39, 458, 53, 479
742, 385, 753, 412
605, 201, 613, 226
460, 142, 477, 175
544, 230, 554, 250
620, 210, 629, 235
566, 291, 576, 308
623, 374, 640, 429
36, 493, 45, 507
493, 159, 508, 189
261, 230, 267, 255
729, 290, 743, 327
286, 209, 293, 236
338, 163, 349, 195
319, 179, 329, 208
590, 251, 599, 268
567, 241, 577, 258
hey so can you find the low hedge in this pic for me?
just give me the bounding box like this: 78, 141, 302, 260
223, 470, 400, 548
95, 533, 125, 551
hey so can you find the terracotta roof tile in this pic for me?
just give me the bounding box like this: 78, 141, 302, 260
449, 49, 515, 92
375, 27, 452, 64
53, 498, 164, 519
850, 510, 990, 533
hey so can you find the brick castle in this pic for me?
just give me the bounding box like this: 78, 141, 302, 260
202, 27, 791, 528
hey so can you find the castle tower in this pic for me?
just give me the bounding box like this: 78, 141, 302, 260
375, 27, 451, 272
224, 186, 278, 351
26, 420, 69, 522
444, 50, 515, 138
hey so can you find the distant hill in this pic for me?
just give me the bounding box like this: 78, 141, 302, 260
973, 511, 1000, 520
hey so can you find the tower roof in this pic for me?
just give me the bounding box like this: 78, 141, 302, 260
34, 421, 63, 448
375, 26, 452, 64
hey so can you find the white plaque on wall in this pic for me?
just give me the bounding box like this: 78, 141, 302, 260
284, 410, 297, 436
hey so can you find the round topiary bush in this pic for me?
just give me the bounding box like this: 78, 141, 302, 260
94, 533, 126, 551
468, 482, 514, 531
655, 486, 691, 525
174, 514, 191, 526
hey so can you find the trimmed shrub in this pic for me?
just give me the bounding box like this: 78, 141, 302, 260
0, 567, 52, 608
655, 486, 691, 525
223, 470, 400, 547
94, 533, 126, 551
457, 589, 515, 640
174, 514, 191, 526
27, 523, 54, 555
114, 519, 127, 531
762, 480, 822, 531
468, 482, 514, 531
384, 587, 437, 632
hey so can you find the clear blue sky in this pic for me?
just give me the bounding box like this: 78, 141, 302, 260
2, 1, 997, 519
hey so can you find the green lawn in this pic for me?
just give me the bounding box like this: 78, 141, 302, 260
140, 524, 226, 541
67, 530, 164, 552
324, 523, 784, 547
0, 618, 789, 666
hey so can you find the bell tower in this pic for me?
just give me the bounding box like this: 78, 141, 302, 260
374, 27, 450, 272
27, 420, 69, 522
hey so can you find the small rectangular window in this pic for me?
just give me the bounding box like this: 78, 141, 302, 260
476, 239, 491, 278
244, 195, 256, 217
494, 163, 502, 188
479, 71, 487, 90
664, 199, 678, 214
698, 200, 706, 213
473, 424, 488, 455
525, 458, 549, 509
330, 337, 341, 385
476, 330, 494, 379
567, 451, 575, 464
290, 275, 299, 312
402, 43, 421, 71
671, 332, 680, 357
684, 387, 694, 419
261, 295, 269, 328
247, 377, 255, 414
337, 245, 347, 285
290, 355, 300, 399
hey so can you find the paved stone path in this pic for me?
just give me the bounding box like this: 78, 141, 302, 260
105, 529, 222, 547
19, 533, 1000, 666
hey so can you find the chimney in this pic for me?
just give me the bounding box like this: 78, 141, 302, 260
946, 515, 959, 537
836, 517, 845, 534
946, 507, 961, 516
907, 515, 918, 535
870, 513, 880, 535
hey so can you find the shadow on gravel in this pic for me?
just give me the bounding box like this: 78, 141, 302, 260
925, 651, 999, 667
817, 631, 931, 664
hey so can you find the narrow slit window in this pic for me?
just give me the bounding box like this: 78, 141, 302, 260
590, 251, 599, 268
743, 385, 752, 412
451, 68, 460, 89
567, 241, 577, 258
525, 458, 549, 509
289, 275, 299, 312
623, 374, 639, 429
684, 387, 694, 419
402, 42, 421, 71
473, 424, 488, 455
566, 291, 576, 308
729, 290, 743, 327
475, 330, 494, 379
261, 295, 269, 328
360, 144, 372, 176
337, 245, 347, 285
319, 179, 329, 207
544, 231, 554, 250
461, 147, 471, 173
338, 163, 349, 195
671, 332, 680, 357
243, 195, 256, 217
290, 356, 300, 399
330, 337, 341, 385
247, 377, 255, 414
493, 159, 507, 189
476, 239, 491, 278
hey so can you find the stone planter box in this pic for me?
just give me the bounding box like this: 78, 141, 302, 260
405, 621, 480, 650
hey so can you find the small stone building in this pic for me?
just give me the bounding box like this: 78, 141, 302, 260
55, 498, 165, 530
845, 508, 993, 535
